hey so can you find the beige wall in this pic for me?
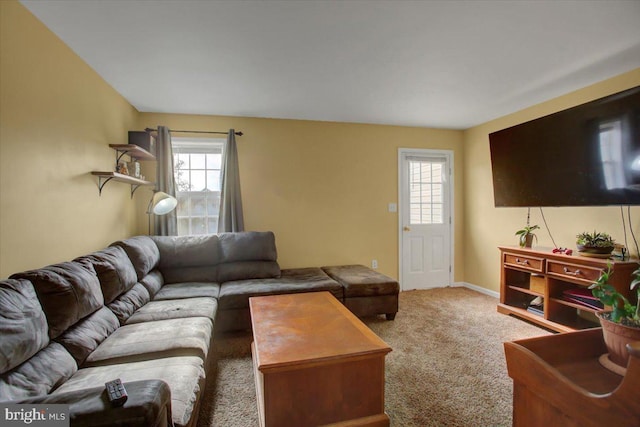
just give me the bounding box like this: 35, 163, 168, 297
138, 114, 464, 281
0, 1, 140, 278
463, 68, 640, 293
3, 0, 639, 292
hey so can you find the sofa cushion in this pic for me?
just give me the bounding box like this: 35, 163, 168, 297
0, 279, 49, 374
160, 266, 220, 285
0, 342, 77, 402
53, 356, 205, 427
218, 268, 343, 310
11, 262, 103, 339
75, 246, 138, 304
55, 306, 120, 365
153, 282, 220, 301
111, 236, 160, 281
217, 261, 281, 283
153, 234, 222, 268
218, 231, 278, 262
126, 297, 218, 324
322, 265, 400, 297
139, 270, 164, 298
217, 231, 281, 282
152, 235, 220, 284
107, 283, 151, 325
39, 380, 172, 427
83, 317, 213, 367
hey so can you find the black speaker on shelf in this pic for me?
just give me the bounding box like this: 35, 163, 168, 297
128, 131, 156, 156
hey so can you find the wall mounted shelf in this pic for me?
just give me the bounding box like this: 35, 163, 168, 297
108, 144, 156, 162
91, 172, 154, 197
91, 144, 156, 197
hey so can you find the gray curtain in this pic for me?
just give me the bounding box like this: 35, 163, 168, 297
154, 125, 177, 235
218, 129, 244, 232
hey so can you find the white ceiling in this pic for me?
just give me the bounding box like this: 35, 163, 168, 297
20, 0, 640, 130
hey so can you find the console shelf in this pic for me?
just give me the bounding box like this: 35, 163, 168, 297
498, 246, 637, 333
507, 285, 542, 297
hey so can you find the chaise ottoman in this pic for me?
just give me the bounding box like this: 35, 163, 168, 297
321, 264, 399, 320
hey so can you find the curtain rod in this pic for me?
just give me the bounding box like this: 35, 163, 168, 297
144, 127, 243, 136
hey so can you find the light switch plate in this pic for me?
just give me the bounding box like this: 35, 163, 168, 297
388, 203, 397, 212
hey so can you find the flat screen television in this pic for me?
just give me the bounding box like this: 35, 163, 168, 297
489, 86, 640, 207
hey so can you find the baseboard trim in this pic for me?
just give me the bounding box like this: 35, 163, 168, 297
452, 282, 500, 299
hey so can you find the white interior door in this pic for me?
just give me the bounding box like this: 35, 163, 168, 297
399, 150, 452, 290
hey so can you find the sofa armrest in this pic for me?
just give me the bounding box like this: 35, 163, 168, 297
14, 380, 172, 427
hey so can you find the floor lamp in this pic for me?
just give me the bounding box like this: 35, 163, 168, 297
147, 191, 178, 235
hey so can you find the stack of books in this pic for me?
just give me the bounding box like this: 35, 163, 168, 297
526, 296, 544, 316
562, 288, 603, 310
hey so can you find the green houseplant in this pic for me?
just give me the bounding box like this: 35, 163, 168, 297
515, 224, 539, 248
589, 264, 640, 368
576, 231, 615, 255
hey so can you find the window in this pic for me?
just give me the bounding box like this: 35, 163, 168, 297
172, 138, 224, 235
409, 159, 445, 225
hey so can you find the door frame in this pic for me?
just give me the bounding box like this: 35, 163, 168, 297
397, 148, 455, 291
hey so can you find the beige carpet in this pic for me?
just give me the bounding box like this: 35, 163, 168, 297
197, 287, 551, 427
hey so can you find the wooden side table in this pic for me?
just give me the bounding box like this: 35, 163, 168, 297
504, 328, 640, 426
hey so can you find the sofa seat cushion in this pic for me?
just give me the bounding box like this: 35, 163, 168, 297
126, 297, 218, 324
153, 282, 220, 301
83, 318, 212, 367
218, 268, 343, 310
39, 380, 172, 427
321, 265, 400, 298
53, 356, 205, 427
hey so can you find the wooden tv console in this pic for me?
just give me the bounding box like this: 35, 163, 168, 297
498, 246, 637, 332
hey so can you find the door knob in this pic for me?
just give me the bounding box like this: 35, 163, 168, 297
403, 226, 410, 231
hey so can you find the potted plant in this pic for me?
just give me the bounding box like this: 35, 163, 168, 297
576, 231, 615, 256
589, 264, 640, 368
515, 224, 539, 248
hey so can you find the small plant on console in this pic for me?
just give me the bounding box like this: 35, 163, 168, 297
515, 224, 539, 248
576, 231, 615, 255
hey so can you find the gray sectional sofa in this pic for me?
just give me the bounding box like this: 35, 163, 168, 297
0, 231, 399, 427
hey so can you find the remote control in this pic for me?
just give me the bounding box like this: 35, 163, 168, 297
105, 378, 128, 407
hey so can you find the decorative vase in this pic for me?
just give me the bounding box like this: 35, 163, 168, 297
596, 311, 640, 368
522, 234, 534, 248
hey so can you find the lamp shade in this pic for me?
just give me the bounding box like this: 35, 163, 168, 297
150, 191, 177, 215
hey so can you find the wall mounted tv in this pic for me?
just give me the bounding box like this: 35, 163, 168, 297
489, 86, 640, 207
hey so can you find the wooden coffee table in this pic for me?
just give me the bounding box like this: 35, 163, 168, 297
250, 291, 392, 427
